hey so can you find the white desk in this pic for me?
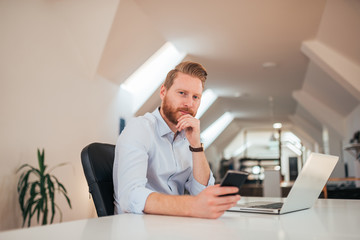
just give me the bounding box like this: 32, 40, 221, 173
1, 197, 359, 240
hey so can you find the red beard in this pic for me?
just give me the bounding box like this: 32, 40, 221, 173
162, 96, 195, 125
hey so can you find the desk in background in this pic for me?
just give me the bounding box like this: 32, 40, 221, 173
1, 197, 359, 240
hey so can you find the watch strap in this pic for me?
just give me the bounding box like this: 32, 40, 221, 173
189, 143, 204, 152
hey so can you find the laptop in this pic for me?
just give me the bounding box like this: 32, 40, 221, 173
228, 153, 339, 214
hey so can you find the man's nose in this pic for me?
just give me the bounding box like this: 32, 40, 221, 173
184, 96, 194, 108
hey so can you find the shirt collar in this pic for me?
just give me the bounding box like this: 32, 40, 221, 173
153, 108, 185, 139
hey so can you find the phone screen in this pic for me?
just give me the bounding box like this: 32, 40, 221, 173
220, 170, 249, 196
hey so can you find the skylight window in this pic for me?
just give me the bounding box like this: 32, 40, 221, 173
285, 142, 302, 156
232, 142, 252, 158
283, 132, 302, 149
121, 42, 186, 114
201, 112, 234, 149
283, 132, 302, 156
195, 89, 217, 119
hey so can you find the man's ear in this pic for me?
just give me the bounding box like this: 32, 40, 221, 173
160, 84, 166, 100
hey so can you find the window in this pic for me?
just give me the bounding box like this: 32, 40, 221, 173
121, 42, 185, 114
201, 112, 234, 149
195, 89, 217, 119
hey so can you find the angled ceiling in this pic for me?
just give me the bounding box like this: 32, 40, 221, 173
98, 0, 360, 151
133, 0, 325, 122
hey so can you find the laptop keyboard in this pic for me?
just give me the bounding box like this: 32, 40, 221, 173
250, 202, 283, 209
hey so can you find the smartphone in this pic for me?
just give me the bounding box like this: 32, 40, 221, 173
220, 170, 249, 196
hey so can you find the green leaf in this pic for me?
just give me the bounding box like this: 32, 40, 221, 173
17, 171, 33, 215
24, 194, 35, 227
22, 205, 29, 227
52, 176, 72, 208
46, 175, 56, 223
39, 176, 48, 226
29, 198, 39, 227
32, 199, 41, 224
36, 201, 41, 224
29, 181, 39, 197
16, 164, 33, 173
18, 183, 28, 214
48, 162, 69, 173
37, 149, 45, 174
53, 176, 67, 193
63, 193, 72, 209
17, 164, 41, 178
42, 205, 48, 225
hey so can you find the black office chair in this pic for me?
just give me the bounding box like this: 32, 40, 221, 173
81, 142, 115, 217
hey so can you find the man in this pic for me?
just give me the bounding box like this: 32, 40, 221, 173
113, 61, 240, 219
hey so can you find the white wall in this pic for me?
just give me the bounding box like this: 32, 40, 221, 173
326, 126, 346, 178
0, 0, 121, 231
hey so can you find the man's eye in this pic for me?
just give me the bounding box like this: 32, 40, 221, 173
179, 92, 185, 95
193, 96, 200, 100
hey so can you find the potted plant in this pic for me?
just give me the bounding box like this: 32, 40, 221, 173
17, 149, 72, 227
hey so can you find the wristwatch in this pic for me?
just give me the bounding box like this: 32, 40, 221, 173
189, 143, 204, 152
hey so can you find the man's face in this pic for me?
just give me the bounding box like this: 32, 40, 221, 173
160, 72, 203, 126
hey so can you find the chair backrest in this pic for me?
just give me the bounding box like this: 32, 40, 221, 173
81, 142, 115, 217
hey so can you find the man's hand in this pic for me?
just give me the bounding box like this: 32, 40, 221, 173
190, 185, 241, 219
176, 114, 201, 147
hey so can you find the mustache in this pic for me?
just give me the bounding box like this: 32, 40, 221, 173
177, 108, 195, 116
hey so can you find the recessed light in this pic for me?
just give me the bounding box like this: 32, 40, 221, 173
262, 62, 277, 68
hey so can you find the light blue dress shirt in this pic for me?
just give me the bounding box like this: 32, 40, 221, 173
113, 108, 215, 214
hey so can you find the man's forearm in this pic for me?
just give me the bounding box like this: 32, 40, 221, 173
144, 192, 194, 216
143, 185, 241, 219
192, 151, 211, 185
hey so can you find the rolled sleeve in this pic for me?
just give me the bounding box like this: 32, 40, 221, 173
126, 187, 154, 214
186, 171, 215, 195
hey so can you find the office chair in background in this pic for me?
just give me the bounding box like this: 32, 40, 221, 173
81, 142, 115, 217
